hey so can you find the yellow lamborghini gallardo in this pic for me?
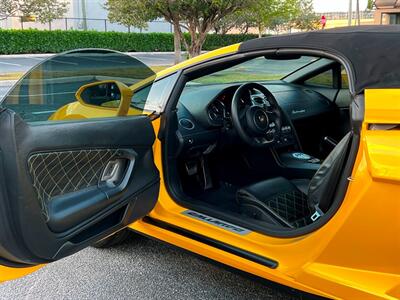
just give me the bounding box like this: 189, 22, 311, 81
0, 26, 399, 299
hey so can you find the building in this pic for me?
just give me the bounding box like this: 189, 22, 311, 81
0, 0, 172, 33
68, 0, 171, 32
374, 0, 400, 24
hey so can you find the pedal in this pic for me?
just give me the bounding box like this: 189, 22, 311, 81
199, 156, 213, 190
185, 161, 198, 176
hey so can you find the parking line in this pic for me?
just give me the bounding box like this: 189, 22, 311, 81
0, 61, 23, 67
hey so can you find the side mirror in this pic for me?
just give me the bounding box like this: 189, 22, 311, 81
75, 80, 133, 116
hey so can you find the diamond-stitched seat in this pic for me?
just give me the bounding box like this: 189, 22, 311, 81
236, 177, 311, 228
264, 189, 311, 225
237, 133, 353, 229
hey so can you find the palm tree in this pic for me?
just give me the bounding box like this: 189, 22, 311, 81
348, 0, 361, 26
348, 0, 352, 26
356, 0, 360, 25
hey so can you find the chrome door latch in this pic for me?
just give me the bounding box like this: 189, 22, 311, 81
101, 159, 125, 185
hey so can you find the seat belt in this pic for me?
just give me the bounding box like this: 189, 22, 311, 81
310, 206, 324, 222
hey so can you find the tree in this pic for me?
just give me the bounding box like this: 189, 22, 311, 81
0, 0, 18, 20
213, 11, 250, 35
367, 0, 374, 10
218, 0, 320, 35
0, 0, 68, 22
251, 0, 301, 37
291, 0, 319, 31
105, 0, 253, 62
216, 0, 301, 38
105, 0, 156, 30
29, 0, 68, 24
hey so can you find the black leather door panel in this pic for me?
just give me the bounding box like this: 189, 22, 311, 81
0, 110, 160, 266
28, 148, 137, 232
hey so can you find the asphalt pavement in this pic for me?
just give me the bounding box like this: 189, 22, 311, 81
0, 234, 300, 300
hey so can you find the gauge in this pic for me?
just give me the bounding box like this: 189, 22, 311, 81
252, 96, 265, 105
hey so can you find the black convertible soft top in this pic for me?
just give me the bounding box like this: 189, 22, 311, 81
239, 26, 400, 94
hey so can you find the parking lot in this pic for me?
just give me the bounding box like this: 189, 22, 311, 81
0, 234, 299, 300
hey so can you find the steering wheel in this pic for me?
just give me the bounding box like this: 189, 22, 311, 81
231, 82, 282, 147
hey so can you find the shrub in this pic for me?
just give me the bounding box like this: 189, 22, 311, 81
0, 29, 259, 54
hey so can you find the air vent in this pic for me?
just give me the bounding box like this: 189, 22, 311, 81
208, 100, 225, 123
179, 118, 195, 130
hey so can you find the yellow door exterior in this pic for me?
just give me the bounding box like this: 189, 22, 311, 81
0, 266, 42, 283
128, 92, 400, 299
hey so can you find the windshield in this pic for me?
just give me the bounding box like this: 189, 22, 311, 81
192, 56, 318, 85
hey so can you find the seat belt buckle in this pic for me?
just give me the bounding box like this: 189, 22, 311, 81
310, 207, 324, 222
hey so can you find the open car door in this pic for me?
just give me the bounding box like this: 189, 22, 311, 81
0, 50, 160, 282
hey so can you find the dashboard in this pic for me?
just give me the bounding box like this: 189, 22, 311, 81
176, 81, 335, 155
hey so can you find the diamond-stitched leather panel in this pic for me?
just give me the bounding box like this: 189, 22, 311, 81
28, 149, 120, 218
265, 190, 311, 227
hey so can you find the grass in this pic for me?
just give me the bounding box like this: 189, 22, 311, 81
193, 73, 284, 85
0, 66, 286, 86
151, 65, 169, 73
0, 72, 23, 81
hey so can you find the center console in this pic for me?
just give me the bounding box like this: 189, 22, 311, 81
278, 151, 321, 178
280, 152, 321, 165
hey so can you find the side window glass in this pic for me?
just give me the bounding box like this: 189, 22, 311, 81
1, 49, 155, 122
341, 67, 349, 89
131, 85, 152, 111
139, 73, 179, 113
304, 69, 334, 88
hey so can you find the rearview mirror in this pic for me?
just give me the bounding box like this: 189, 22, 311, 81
75, 80, 133, 116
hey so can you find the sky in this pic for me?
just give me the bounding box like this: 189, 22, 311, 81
313, 0, 369, 13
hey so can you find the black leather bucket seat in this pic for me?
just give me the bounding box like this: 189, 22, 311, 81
236, 132, 352, 228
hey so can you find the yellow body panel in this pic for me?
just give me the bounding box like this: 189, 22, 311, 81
126, 89, 400, 299
365, 89, 400, 125
49, 100, 145, 121
2, 45, 400, 299
0, 266, 42, 282
156, 44, 240, 78
364, 90, 400, 183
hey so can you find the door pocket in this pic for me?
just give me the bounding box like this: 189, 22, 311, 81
28, 148, 137, 232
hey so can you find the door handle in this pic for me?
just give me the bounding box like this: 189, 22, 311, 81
47, 149, 137, 232
98, 149, 137, 199
101, 159, 126, 185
